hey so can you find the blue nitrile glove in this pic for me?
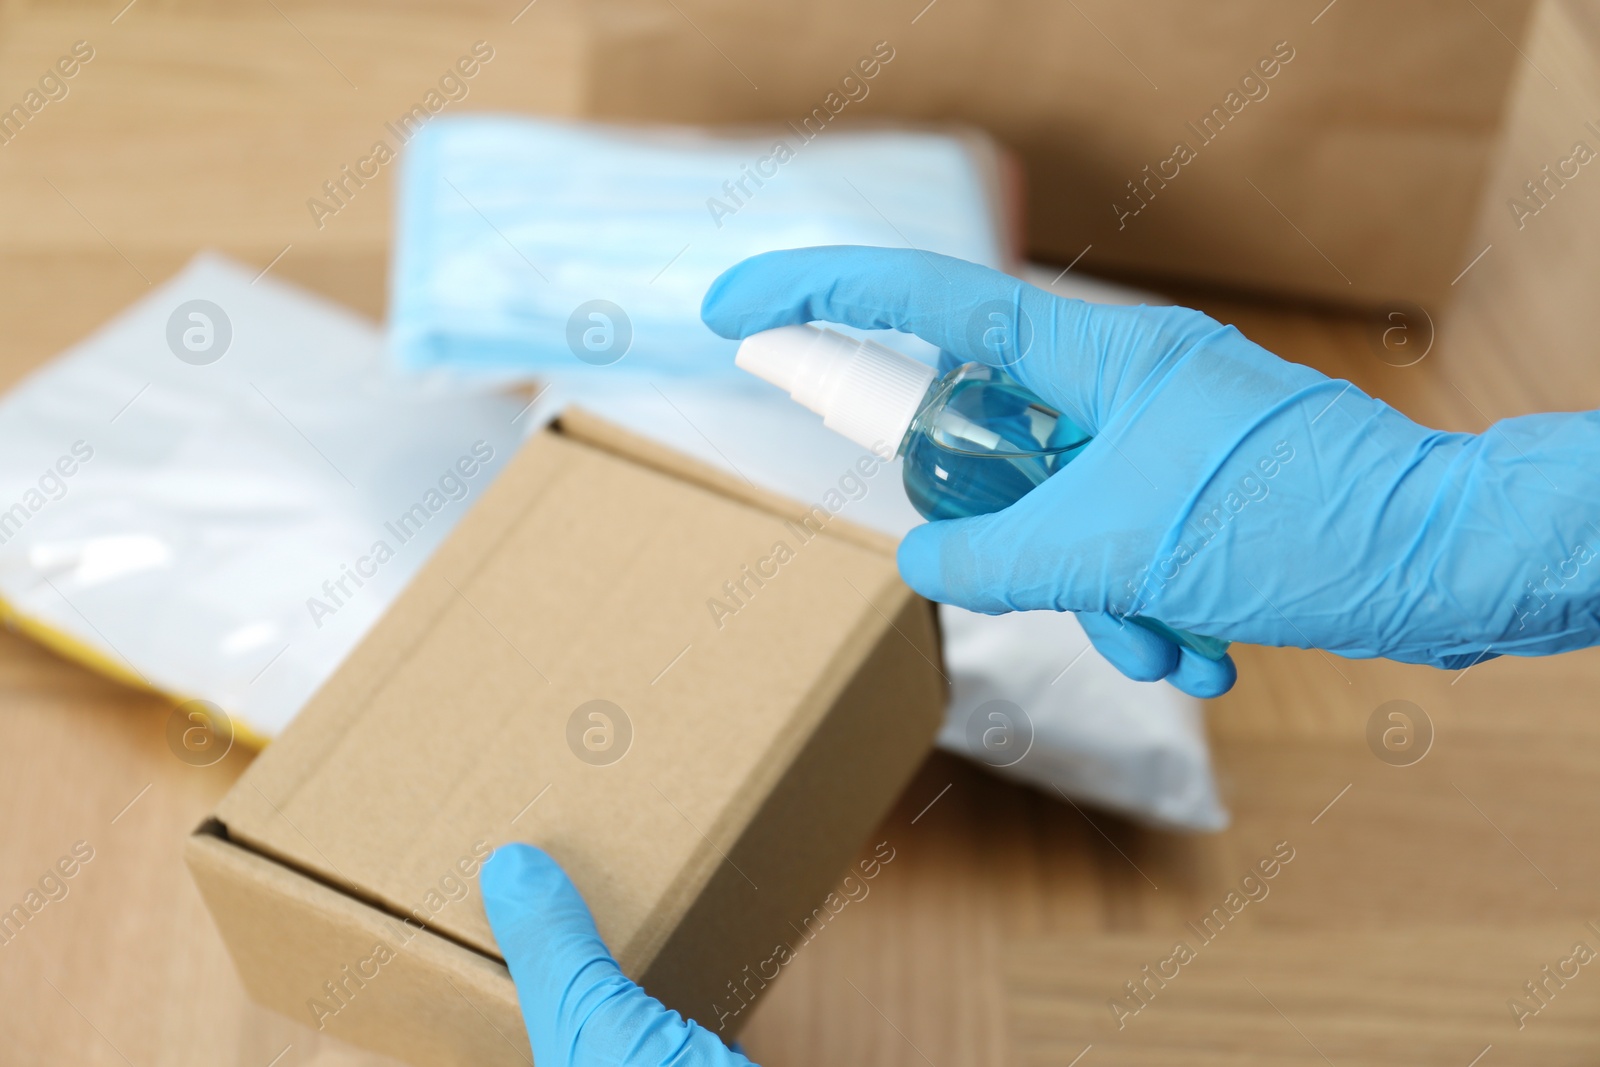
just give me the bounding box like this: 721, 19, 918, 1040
701, 246, 1600, 695
481, 844, 755, 1067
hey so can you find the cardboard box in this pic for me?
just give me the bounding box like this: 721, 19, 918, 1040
185, 410, 945, 1065
569, 0, 1539, 310
1437, 0, 1600, 422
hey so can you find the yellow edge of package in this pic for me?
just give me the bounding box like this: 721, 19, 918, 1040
0, 598, 276, 751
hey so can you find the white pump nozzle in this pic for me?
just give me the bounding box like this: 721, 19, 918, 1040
734, 325, 937, 456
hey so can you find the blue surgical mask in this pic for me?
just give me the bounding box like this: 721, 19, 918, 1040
387, 117, 1007, 384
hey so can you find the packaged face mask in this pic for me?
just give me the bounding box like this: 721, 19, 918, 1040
388, 117, 1011, 382
0, 254, 528, 741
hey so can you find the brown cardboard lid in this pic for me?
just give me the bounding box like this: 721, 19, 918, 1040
215, 411, 910, 973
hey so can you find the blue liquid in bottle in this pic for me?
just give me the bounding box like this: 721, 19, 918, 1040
900, 363, 1230, 661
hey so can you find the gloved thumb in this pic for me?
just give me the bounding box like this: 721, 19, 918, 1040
896, 485, 1240, 696
481, 844, 629, 1056
481, 844, 752, 1067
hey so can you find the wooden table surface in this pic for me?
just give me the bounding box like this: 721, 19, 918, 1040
4, 2, 1600, 1065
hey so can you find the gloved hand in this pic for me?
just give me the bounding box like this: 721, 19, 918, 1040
702, 246, 1600, 695
481, 844, 755, 1067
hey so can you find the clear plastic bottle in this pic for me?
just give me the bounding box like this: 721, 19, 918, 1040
735, 324, 1229, 661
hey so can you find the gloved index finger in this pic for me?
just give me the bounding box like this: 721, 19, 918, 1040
700, 245, 1113, 429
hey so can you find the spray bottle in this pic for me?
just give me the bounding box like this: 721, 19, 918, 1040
735, 324, 1228, 661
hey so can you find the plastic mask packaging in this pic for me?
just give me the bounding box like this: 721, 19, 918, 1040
387, 116, 1008, 383
0, 254, 527, 740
